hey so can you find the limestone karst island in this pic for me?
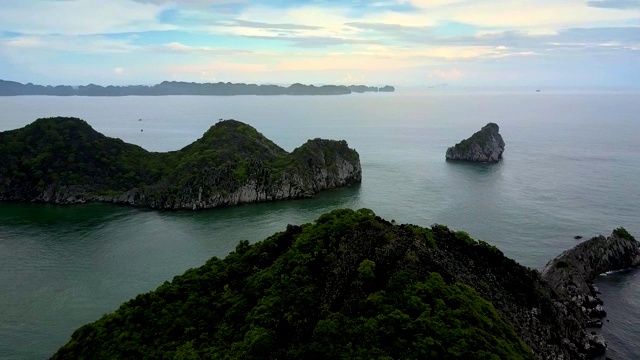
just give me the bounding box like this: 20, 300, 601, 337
51, 208, 639, 359
0, 79, 395, 96
0, 117, 361, 209
446, 123, 506, 162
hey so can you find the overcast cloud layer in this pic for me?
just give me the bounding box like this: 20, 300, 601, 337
1, 0, 639, 86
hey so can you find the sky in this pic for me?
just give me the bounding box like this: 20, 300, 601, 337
0, 0, 639, 87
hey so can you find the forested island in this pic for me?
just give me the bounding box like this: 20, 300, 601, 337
0, 79, 394, 96
51, 209, 640, 359
0, 117, 361, 209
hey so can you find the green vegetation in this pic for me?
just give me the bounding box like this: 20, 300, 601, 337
0, 117, 159, 192
613, 227, 636, 242
452, 123, 500, 152
53, 209, 534, 360
0, 117, 360, 206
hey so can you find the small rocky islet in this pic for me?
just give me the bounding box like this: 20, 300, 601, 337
0, 117, 361, 209
446, 122, 506, 162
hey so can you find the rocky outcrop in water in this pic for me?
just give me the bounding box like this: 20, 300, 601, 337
446, 123, 505, 162
0, 118, 361, 210
541, 228, 640, 357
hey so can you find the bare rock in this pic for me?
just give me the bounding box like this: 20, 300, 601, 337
446, 123, 505, 162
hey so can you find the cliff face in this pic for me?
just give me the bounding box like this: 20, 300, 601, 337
446, 123, 505, 162
100, 139, 361, 210
0, 118, 361, 209
541, 229, 640, 356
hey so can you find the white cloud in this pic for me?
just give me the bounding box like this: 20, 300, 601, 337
429, 0, 640, 30
428, 68, 463, 80
153, 42, 252, 55
0, 0, 171, 35
1, 0, 639, 86
2, 35, 139, 53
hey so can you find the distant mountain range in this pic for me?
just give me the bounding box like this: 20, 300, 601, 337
0, 80, 395, 96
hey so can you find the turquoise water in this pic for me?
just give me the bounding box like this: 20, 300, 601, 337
1, 90, 639, 359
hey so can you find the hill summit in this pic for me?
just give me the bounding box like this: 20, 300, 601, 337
0, 117, 361, 209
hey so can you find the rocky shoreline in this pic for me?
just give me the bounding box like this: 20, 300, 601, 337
33, 144, 362, 210
541, 228, 640, 357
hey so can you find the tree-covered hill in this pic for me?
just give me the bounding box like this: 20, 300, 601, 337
0, 117, 361, 209
0, 117, 161, 193
52, 209, 589, 359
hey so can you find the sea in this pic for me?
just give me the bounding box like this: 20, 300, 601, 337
0, 89, 639, 359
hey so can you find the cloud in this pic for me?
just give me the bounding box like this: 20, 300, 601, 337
113, 67, 126, 75
152, 41, 253, 55
2, 35, 139, 53
131, 0, 242, 5
2, 0, 640, 86
346, 22, 429, 32
1, 34, 252, 58
239, 35, 373, 48
428, 68, 463, 80
342, 73, 365, 83
420, 1, 640, 30
228, 20, 322, 30
345, 21, 432, 42
0, 0, 171, 35
588, 0, 640, 9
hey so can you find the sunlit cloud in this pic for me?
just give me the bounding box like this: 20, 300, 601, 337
428, 68, 463, 80
588, 0, 640, 9
0, 0, 638, 86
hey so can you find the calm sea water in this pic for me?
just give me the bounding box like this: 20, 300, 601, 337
1, 90, 639, 359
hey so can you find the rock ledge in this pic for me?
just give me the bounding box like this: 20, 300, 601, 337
541, 228, 640, 357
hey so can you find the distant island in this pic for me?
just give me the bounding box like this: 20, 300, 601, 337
51, 208, 639, 359
0, 79, 395, 96
0, 117, 361, 209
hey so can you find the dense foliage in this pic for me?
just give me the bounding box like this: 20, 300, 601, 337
451, 123, 500, 152
52, 209, 534, 360
0, 117, 359, 203
613, 226, 636, 242
0, 117, 161, 192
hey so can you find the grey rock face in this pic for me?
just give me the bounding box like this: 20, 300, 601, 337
446, 123, 505, 162
27, 139, 362, 210
541, 229, 640, 357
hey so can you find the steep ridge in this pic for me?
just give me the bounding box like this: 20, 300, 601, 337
0, 118, 361, 209
446, 123, 505, 162
52, 209, 611, 360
